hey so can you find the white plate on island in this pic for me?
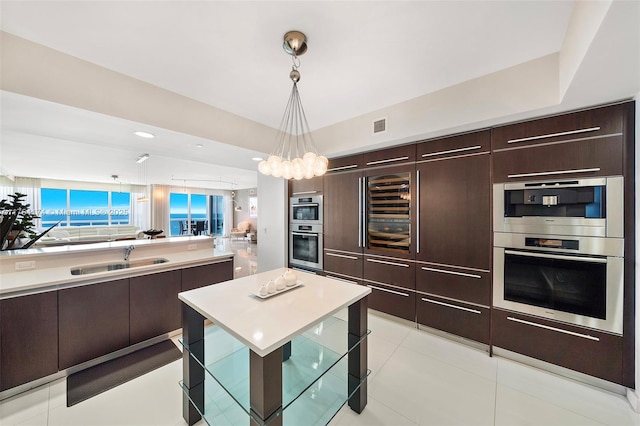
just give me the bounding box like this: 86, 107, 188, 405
251, 281, 304, 299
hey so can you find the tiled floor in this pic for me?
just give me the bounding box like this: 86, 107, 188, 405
2, 240, 639, 425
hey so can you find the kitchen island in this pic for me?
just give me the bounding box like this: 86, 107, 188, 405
179, 268, 371, 425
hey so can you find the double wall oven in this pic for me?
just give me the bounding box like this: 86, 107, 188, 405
493, 177, 624, 335
289, 195, 323, 270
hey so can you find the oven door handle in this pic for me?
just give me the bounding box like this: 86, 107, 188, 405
292, 203, 319, 208
291, 232, 319, 237
504, 249, 607, 263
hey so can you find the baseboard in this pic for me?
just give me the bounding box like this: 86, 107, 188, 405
627, 388, 640, 412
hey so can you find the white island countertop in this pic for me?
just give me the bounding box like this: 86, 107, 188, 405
0, 236, 233, 297
178, 267, 371, 357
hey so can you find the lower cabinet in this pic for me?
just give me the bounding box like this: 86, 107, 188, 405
416, 293, 490, 344
364, 281, 416, 322
0, 291, 59, 391
130, 270, 182, 345
492, 309, 623, 384
182, 259, 234, 291
58, 279, 130, 370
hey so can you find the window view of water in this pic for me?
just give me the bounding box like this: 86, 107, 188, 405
41, 188, 131, 227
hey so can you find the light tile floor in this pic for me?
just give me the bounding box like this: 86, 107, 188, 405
2, 310, 640, 425
2, 240, 639, 425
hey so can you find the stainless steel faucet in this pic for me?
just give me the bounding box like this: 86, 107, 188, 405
124, 245, 135, 261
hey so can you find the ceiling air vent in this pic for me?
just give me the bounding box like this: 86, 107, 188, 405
373, 118, 387, 134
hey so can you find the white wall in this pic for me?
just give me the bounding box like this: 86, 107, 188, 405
256, 174, 287, 272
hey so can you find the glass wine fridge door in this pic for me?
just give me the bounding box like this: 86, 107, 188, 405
365, 172, 411, 255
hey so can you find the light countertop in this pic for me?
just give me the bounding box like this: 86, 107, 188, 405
178, 268, 371, 357
0, 236, 234, 297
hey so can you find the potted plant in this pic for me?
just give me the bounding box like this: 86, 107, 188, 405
0, 192, 59, 250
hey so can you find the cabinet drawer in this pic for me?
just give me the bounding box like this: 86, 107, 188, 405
130, 270, 182, 344
492, 135, 623, 183
365, 281, 415, 322
327, 154, 363, 173
416, 264, 490, 306
324, 249, 363, 279
0, 291, 58, 391
417, 130, 490, 160
492, 309, 623, 384
59, 279, 130, 370
416, 294, 490, 344
491, 103, 624, 151
363, 144, 416, 167
182, 260, 234, 292
364, 256, 415, 290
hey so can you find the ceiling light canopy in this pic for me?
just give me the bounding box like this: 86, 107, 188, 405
134, 131, 155, 138
136, 153, 150, 164
258, 31, 328, 180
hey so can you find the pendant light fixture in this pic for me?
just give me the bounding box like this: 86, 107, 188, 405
136, 153, 150, 202
258, 31, 328, 180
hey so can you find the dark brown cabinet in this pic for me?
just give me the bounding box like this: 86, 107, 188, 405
416, 294, 490, 344
362, 145, 416, 168
130, 270, 182, 345
491, 103, 626, 182
363, 255, 415, 291
492, 309, 623, 384
366, 281, 416, 322
59, 279, 130, 369
413, 131, 491, 343
182, 259, 234, 292
0, 291, 58, 391
289, 176, 323, 196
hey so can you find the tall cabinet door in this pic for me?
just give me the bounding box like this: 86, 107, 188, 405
323, 154, 364, 280
416, 152, 490, 270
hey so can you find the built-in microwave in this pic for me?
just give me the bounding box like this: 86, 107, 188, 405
290, 195, 323, 224
493, 176, 623, 238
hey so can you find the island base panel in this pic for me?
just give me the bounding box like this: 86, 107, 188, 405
182, 303, 205, 426
348, 296, 368, 413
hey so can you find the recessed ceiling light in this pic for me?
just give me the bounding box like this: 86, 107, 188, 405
196, 144, 204, 148
252, 157, 264, 161
134, 131, 155, 138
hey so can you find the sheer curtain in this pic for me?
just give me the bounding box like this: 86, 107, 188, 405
151, 184, 171, 234
129, 184, 150, 230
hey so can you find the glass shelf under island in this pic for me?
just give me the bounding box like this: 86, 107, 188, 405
179, 315, 370, 425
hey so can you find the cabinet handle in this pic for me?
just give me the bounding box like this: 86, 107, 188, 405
507, 316, 600, 341
367, 285, 409, 297
507, 167, 601, 179
366, 258, 410, 268
326, 275, 359, 285
421, 266, 481, 279
421, 298, 481, 314
421, 145, 482, 158
507, 127, 601, 144
358, 177, 363, 248
292, 191, 318, 195
416, 169, 420, 254
366, 156, 409, 166
326, 252, 359, 260
328, 164, 359, 172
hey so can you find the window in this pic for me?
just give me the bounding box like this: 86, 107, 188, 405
169, 193, 224, 236
40, 188, 131, 227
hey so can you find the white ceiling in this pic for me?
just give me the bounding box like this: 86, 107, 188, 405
0, 1, 637, 190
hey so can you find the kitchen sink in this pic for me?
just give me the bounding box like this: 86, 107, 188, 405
70, 258, 170, 275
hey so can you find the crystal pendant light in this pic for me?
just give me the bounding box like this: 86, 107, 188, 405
258, 31, 328, 180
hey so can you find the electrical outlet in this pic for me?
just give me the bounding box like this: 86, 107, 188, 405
15, 260, 36, 271
187, 244, 198, 251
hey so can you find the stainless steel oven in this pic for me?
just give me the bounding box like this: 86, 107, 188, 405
289, 223, 323, 270
493, 232, 624, 334
493, 176, 623, 238
290, 195, 323, 225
